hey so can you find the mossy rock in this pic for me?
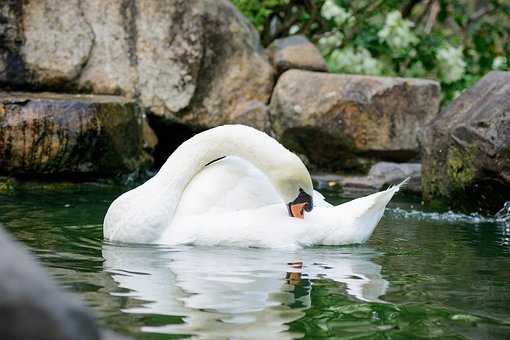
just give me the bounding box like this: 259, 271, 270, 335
421, 72, 510, 214
0, 92, 150, 179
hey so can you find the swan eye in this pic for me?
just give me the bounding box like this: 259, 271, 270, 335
288, 188, 313, 218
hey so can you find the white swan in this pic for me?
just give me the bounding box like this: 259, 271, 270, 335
104, 125, 406, 248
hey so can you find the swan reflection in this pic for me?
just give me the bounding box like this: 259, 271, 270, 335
102, 245, 388, 338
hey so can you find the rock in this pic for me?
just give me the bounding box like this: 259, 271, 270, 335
78, 0, 137, 96
421, 71, 510, 213
267, 35, 328, 75
0, 226, 100, 340
0, 92, 148, 178
313, 162, 421, 195
142, 119, 158, 154
270, 70, 440, 172
368, 162, 421, 194
22, 0, 95, 86
0, 0, 274, 128
0, 1, 26, 87
172, 0, 274, 127
228, 101, 271, 133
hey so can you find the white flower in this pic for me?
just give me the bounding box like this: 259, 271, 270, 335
378, 10, 418, 50
329, 46, 383, 75
321, 0, 354, 26
492, 56, 507, 70
436, 44, 466, 83
318, 31, 343, 54
289, 25, 300, 35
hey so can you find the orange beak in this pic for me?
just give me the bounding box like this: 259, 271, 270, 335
289, 203, 307, 219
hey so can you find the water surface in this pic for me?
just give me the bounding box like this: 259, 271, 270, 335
1, 186, 510, 339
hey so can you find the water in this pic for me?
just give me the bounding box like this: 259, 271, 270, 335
1, 186, 510, 339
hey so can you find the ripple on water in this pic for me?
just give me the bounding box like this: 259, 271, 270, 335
387, 200, 510, 227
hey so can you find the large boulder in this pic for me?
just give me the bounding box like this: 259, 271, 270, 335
270, 70, 440, 172
0, 92, 147, 178
0, 0, 274, 128
266, 35, 328, 76
421, 71, 510, 213
0, 226, 100, 340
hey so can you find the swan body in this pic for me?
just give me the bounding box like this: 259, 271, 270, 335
104, 125, 405, 248
162, 156, 405, 248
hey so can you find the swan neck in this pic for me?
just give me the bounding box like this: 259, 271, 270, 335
155, 125, 294, 199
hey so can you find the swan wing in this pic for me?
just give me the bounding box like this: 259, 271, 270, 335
174, 157, 281, 217
175, 156, 329, 217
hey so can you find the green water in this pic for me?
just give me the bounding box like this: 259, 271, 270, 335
1, 186, 510, 339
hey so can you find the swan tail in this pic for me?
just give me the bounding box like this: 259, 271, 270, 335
362, 177, 410, 214
336, 177, 409, 216
387, 177, 410, 192
327, 178, 408, 244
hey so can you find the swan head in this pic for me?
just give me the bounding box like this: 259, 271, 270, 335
269, 154, 314, 219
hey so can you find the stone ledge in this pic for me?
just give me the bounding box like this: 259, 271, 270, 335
0, 92, 136, 104
0, 92, 148, 178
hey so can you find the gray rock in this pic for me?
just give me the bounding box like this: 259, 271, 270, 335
267, 35, 328, 76
421, 71, 510, 213
0, 226, 100, 340
21, 0, 94, 85
0, 92, 148, 177
368, 161, 421, 181
270, 70, 440, 171
313, 162, 421, 195
0, 0, 274, 129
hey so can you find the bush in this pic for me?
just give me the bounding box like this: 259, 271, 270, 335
232, 0, 510, 103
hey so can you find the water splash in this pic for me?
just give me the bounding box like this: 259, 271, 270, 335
387, 201, 510, 227
495, 201, 510, 221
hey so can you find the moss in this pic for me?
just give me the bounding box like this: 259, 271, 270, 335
422, 144, 476, 211
29, 182, 81, 191
77, 81, 95, 94
446, 145, 476, 190
112, 87, 125, 96
0, 177, 17, 194
94, 102, 145, 174
422, 158, 444, 198
426, 196, 450, 212
0, 178, 123, 194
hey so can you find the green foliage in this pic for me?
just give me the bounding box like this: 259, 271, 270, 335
233, 0, 510, 103
231, 0, 290, 34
